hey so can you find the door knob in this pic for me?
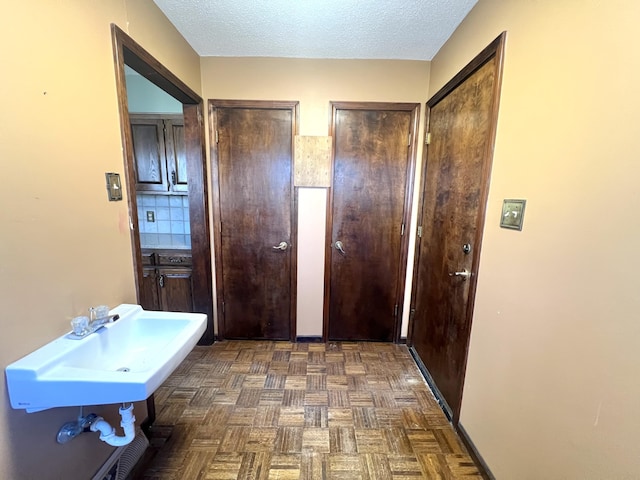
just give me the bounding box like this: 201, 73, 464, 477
272, 241, 288, 251
449, 269, 472, 280
334, 240, 346, 256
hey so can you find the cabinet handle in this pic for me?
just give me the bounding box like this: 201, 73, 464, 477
171, 170, 176, 185
159, 274, 165, 288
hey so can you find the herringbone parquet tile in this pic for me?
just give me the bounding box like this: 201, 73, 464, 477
136, 341, 483, 479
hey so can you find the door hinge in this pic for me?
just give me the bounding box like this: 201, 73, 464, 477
401, 223, 405, 236
425, 132, 431, 145
215, 130, 219, 144
197, 107, 203, 124
221, 301, 225, 314
408, 133, 412, 146
417, 225, 423, 238
394, 304, 399, 318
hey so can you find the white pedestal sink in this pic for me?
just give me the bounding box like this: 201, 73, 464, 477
5, 304, 207, 412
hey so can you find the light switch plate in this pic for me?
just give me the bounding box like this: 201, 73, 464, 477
105, 172, 122, 201
500, 199, 526, 230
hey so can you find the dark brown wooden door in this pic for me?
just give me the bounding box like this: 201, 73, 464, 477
212, 101, 298, 340
410, 34, 506, 422
327, 103, 419, 341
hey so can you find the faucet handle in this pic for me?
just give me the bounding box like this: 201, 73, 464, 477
89, 305, 110, 321
71, 316, 90, 336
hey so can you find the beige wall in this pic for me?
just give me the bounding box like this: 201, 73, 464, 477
0, 1, 200, 478
430, 0, 640, 478
200, 57, 430, 337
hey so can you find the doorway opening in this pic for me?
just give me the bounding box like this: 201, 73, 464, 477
111, 24, 214, 343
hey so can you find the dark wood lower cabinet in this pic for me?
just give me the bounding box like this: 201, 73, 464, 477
140, 250, 194, 312
157, 266, 193, 312
141, 267, 161, 310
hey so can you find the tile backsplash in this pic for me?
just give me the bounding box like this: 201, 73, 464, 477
137, 193, 191, 249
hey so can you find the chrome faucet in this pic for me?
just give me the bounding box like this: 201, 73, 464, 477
89, 313, 120, 330
69, 306, 119, 338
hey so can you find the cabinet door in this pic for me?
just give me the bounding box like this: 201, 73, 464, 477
158, 267, 194, 312
140, 267, 160, 310
130, 117, 169, 192
165, 119, 188, 193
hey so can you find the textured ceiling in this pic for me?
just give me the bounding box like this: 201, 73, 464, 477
152, 0, 478, 61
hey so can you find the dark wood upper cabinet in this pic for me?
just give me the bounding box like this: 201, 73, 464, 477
130, 116, 166, 191
130, 114, 186, 193
165, 119, 188, 193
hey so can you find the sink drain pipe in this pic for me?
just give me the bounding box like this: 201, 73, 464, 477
90, 403, 136, 447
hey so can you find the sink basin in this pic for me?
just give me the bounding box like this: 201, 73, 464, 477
5, 304, 206, 412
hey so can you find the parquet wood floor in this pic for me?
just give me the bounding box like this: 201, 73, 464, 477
135, 341, 483, 479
